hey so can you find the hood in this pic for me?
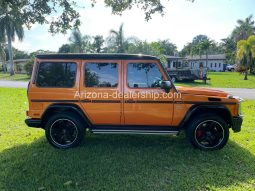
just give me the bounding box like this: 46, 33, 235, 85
176, 86, 229, 97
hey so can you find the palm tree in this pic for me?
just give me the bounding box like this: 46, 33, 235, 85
0, 5, 24, 75
232, 15, 255, 42
222, 37, 236, 64
0, 38, 7, 73
92, 35, 104, 53
69, 30, 84, 53
110, 23, 126, 53
200, 39, 214, 67
236, 35, 255, 80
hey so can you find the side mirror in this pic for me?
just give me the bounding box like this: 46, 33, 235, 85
160, 80, 172, 93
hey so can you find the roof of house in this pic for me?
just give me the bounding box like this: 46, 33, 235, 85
187, 54, 225, 61
36, 53, 160, 61
5, 59, 30, 64
165, 55, 185, 60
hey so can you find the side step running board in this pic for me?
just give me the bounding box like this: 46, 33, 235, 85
92, 129, 179, 135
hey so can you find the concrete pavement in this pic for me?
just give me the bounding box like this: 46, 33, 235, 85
0, 80, 28, 88
212, 88, 255, 100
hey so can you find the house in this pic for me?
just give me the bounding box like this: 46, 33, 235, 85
0, 59, 30, 74
187, 54, 226, 72
165, 56, 187, 71
166, 54, 226, 72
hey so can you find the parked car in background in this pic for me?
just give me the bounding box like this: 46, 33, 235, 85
167, 62, 210, 83
226, 64, 236, 72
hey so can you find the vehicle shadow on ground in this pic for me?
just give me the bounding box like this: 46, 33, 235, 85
0, 134, 254, 191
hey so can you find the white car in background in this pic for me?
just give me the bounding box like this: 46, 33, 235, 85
226, 64, 236, 72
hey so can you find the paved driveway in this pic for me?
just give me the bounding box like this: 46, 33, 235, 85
0, 80, 254, 99
212, 88, 255, 100
0, 80, 29, 88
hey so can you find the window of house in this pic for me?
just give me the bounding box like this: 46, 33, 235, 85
127, 63, 163, 88
84, 63, 118, 88
167, 62, 171, 68
36, 62, 77, 87
215, 63, 217, 67
219, 63, 221, 68
211, 63, 213, 68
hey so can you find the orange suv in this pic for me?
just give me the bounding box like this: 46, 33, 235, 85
25, 54, 243, 150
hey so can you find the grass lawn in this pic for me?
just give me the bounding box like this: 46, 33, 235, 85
0, 88, 255, 191
0, 73, 30, 81
175, 72, 255, 88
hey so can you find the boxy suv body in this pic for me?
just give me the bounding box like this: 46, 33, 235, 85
25, 54, 243, 150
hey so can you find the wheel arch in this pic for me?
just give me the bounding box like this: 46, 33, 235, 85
179, 104, 233, 129
41, 103, 92, 129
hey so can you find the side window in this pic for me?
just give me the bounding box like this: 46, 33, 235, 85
127, 63, 163, 88
36, 62, 76, 87
84, 63, 118, 87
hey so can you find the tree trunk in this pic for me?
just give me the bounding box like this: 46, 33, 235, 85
244, 55, 249, 80
7, 35, 15, 76
244, 70, 248, 80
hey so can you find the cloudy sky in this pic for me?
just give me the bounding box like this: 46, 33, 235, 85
13, 0, 255, 52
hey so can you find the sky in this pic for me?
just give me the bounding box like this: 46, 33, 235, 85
13, 0, 255, 53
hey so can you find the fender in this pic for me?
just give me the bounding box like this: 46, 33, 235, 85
179, 104, 233, 129
41, 103, 92, 128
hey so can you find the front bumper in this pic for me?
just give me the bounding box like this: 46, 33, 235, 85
25, 118, 42, 128
232, 115, 243, 132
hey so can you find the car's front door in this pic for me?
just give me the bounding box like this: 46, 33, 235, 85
79, 60, 122, 125
123, 61, 174, 126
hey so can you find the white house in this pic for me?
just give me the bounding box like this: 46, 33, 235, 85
166, 54, 226, 72
187, 54, 226, 72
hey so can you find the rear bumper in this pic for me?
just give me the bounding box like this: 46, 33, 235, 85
25, 118, 42, 128
232, 115, 243, 132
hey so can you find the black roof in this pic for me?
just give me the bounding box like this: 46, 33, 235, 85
36, 53, 159, 61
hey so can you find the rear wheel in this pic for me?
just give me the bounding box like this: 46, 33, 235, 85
45, 113, 85, 149
186, 114, 229, 150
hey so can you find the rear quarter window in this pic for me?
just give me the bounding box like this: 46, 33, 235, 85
36, 62, 77, 88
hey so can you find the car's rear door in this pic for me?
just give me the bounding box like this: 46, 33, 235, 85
79, 60, 122, 125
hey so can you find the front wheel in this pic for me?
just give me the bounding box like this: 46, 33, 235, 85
45, 113, 85, 149
186, 114, 229, 150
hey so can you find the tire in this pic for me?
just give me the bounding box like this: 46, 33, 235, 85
186, 114, 229, 151
45, 112, 85, 149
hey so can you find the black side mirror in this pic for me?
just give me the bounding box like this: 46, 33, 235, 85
160, 80, 172, 93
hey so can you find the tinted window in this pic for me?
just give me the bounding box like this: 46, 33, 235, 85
36, 62, 76, 87
127, 63, 163, 88
85, 63, 118, 87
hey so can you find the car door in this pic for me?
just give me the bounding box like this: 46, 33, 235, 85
79, 60, 122, 125
123, 60, 174, 126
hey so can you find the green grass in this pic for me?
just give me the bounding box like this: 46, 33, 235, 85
175, 72, 255, 88
0, 88, 255, 191
0, 73, 30, 81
